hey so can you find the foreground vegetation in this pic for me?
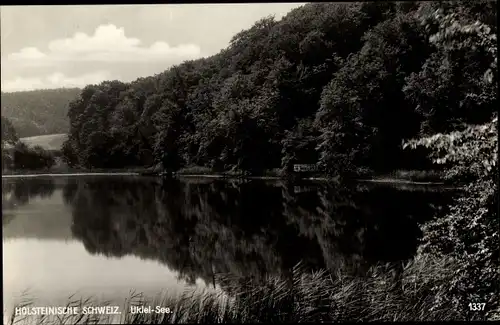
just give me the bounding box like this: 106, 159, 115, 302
404, 116, 499, 320
401, 5, 498, 317
10, 257, 467, 324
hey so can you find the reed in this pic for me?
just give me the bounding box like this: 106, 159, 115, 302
8, 255, 470, 324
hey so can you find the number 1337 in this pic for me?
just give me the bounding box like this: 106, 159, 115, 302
469, 303, 486, 311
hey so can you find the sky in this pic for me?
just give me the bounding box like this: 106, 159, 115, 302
1, 4, 305, 92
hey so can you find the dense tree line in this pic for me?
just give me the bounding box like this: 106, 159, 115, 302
1, 88, 81, 137
61, 1, 496, 177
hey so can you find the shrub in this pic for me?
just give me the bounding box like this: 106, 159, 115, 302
12, 143, 55, 170
404, 115, 498, 320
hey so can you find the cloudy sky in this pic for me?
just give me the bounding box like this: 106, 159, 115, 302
1, 4, 305, 92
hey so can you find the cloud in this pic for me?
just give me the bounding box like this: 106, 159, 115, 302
8, 47, 47, 60
4, 24, 202, 66
1, 71, 112, 92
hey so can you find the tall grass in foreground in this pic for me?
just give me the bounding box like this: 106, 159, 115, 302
9, 255, 477, 324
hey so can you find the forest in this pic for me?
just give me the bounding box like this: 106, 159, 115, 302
1, 88, 80, 138
59, 1, 497, 179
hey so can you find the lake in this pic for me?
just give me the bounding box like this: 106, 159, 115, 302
2, 175, 459, 322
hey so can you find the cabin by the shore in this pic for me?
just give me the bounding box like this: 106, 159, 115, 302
291, 163, 323, 178
293, 164, 319, 173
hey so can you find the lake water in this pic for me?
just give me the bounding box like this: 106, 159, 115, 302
2, 175, 458, 322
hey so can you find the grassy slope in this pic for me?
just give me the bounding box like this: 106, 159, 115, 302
19, 133, 68, 151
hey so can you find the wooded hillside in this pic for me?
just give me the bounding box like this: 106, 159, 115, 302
1, 88, 81, 137
60, 1, 496, 178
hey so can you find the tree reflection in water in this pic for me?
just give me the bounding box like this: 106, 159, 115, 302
62, 177, 457, 291
2, 178, 56, 225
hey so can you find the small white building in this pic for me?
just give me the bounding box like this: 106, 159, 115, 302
293, 164, 319, 172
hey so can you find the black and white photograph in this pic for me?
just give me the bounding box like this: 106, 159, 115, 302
1, 1, 498, 323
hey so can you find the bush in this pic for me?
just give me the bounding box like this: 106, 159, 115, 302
404, 115, 498, 320
402, 8, 498, 318
12, 143, 55, 170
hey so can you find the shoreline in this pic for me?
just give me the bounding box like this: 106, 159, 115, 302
357, 178, 446, 185
1, 171, 455, 187
1, 172, 141, 178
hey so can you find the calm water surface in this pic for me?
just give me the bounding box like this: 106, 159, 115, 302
3, 176, 458, 319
